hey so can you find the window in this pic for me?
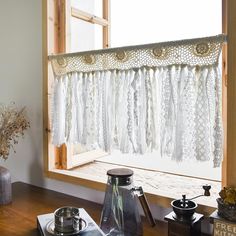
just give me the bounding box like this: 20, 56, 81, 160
50, 0, 222, 181
100, 0, 223, 181
43, 0, 236, 194
110, 0, 222, 47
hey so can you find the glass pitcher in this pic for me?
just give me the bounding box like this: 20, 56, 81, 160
100, 168, 155, 236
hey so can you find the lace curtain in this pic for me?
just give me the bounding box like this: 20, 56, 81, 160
49, 35, 225, 167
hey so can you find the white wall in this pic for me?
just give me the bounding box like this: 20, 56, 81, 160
0, 0, 104, 205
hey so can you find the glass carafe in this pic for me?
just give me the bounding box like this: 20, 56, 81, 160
100, 168, 155, 236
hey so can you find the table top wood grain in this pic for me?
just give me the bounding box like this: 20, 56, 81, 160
0, 182, 168, 236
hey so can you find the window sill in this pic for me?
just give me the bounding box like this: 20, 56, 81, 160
45, 161, 221, 216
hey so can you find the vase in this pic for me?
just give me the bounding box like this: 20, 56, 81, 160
0, 166, 12, 205
217, 198, 236, 222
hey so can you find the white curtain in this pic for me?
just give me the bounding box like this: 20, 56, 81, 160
50, 35, 225, 167
52, 65, 222, 167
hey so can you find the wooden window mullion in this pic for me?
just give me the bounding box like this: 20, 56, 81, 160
103, 0, 110, 48
225, 0, 236, 186
56, 0, 71, 169
221, 0, 227, 187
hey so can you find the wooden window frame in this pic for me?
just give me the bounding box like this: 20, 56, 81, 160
43, 0, 236, 187
43, 0, 110, 170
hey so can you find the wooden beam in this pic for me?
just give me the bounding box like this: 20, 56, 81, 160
43, 0, 48, 172
221, 0, 228, 187
71, 7, 109, 26
103, 0, 110, 48
226, 0, 236, 187
44, 0, 62, 170
56, 0, 71, 169
45, 0, 71, 170
58, 0, 71, 53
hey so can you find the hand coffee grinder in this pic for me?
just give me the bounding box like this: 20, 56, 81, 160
164, 185, 211, 236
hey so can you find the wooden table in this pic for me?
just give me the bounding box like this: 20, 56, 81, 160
0, 182, 167, 236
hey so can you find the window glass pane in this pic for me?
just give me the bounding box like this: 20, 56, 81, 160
70, 18, 103, 52
104, 0, 222, 181
71, 0, 102, 17
111, 0, 222, 47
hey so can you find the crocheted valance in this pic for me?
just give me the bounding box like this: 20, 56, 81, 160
49, 34, 226, 76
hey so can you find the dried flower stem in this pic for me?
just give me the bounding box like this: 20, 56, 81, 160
0, 104, 30, 160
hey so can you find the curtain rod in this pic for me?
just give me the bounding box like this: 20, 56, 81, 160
48, 34, 227, 60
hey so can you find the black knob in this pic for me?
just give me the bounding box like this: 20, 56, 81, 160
203, 185, 211, 196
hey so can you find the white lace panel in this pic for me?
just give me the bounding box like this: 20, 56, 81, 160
51, 65, 223, 167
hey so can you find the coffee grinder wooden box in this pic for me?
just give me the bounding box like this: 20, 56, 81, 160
210, 210, 236, 236
164, 211, 204, 236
